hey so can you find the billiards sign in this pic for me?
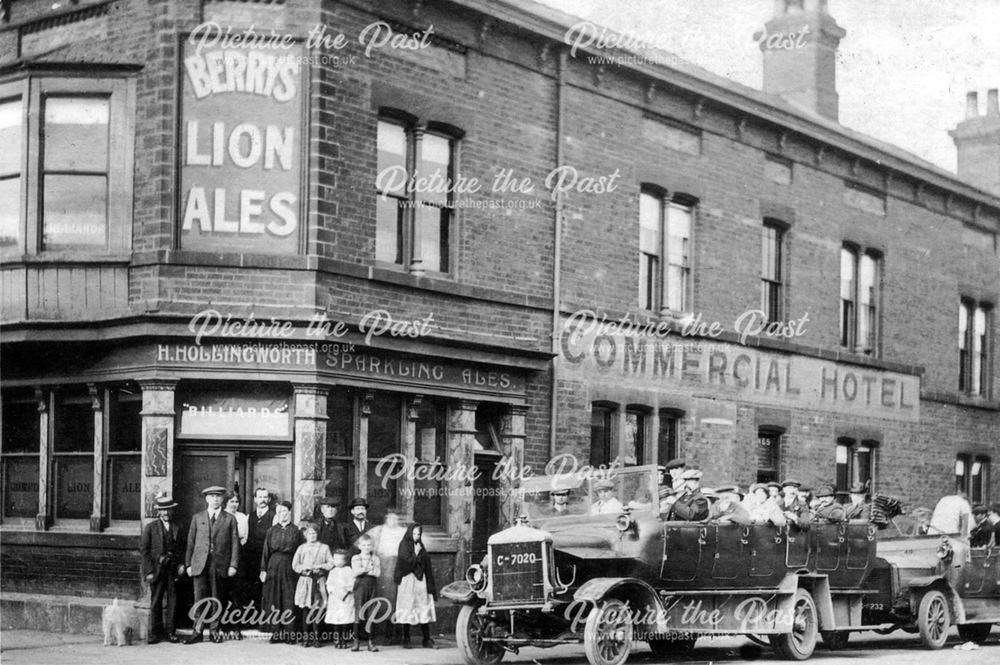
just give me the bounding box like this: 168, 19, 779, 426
178, 37, 306, 253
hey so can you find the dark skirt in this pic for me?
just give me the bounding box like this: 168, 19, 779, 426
261, 552, 297, 632
353, 574, 377, 619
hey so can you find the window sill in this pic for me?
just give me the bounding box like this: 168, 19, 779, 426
1, 252, 131, 266
0, 526, 139, 548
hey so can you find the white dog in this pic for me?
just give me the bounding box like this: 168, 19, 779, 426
102, 598, 139, 646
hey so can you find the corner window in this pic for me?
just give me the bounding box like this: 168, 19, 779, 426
638, 187, 694, 313
0, 77, 133, 258
761, 220, 784, 323
376, 117, 456, 274
959, 299, 991, 397
107, 389, 141, 522
840, 244, 881, 355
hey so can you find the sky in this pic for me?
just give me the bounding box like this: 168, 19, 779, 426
534, 0, 1000, 174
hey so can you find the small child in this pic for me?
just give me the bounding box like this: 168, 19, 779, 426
325, 549, 355, 648
292, 522, 334, 648
351, 533, 382, 651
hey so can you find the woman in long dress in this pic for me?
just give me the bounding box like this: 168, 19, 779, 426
371, 511, 407, 643
393, 523, 436, 649
260, 501, 303, 643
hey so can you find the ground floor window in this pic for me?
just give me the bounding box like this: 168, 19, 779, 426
756, 428, 782, 483
2, 391, 40, 520
836, 438, 877, 501
957, 454, 990, 504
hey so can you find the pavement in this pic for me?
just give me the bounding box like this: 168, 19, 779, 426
1, 628, 998, 665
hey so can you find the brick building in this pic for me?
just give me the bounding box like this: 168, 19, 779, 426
1, 0, 998, 634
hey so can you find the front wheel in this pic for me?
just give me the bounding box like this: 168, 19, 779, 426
957, 623, 992, 644
584, 599, 634, 665
456, 604, 505, 665
769, 589, 818, 660
916, 590, 951, 649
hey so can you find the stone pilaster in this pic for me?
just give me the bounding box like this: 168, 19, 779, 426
448, 400, 478, 570
402, 395, 423, 520
35, 387, 49, 531
139, 379, 176, 524
293, 384, 328, 523
499, 405, 528, 526
357, 390, 373, 504
89, 384, 104, 532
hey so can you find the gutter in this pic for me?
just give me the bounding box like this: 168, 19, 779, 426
549, 49, 567, 461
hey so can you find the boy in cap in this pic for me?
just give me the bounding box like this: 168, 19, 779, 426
663, 469, 710, 521
140, 496, 184, 644
811, 485, 846, 523
184, 485, 240, 644
590, 479, 624, 515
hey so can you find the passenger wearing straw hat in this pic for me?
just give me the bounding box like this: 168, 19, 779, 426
140, 496, 184, 644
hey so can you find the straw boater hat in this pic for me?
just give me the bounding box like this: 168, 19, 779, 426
154, 496, 178, 510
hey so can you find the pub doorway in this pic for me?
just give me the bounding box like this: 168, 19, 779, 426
172, 445, 293, 629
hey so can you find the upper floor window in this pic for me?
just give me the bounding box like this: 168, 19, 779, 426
760, 220, 784, 323
959, 299, 991, 397
638, 187, 693, 313
376, 117, 455, 274
840, 244, 881, 355
0, 77, 133, 259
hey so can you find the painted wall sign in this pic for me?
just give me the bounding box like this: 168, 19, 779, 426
178, 388, 291, 439
561, 328, 920, 422
179, 39, 305, 253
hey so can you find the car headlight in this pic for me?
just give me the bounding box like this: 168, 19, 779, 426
615, 512, 632, 532
466, 563, 487, 591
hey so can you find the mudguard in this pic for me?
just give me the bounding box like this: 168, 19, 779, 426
441, 580, 476, 603
573, 577, 660, 618
906, 577, 965, 623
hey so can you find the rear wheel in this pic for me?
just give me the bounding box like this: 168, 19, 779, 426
584, 599, 634, 665
769, 589, 818, 660
957, 623, 992, 644
647, 635, 696, 657
916, 590, 951, 650
820, 630, 850, 650
456, 604, 505, 665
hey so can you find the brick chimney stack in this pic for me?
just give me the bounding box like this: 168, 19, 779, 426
757, 0, 846, 121
950, 89, 1000, 196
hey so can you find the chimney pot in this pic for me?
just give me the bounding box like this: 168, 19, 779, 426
966, 91, 979, 119
987, 89, 999, 117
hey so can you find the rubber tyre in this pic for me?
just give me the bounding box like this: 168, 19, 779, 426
584, 599, 634, 665
769, 589, 819, 660
957, 623, 992, 644
647, 635, 696, 657
456, 604, 505, 665
916, 590, 951, 650
820, 630, 850, 650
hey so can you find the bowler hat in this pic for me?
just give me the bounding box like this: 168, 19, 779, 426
348, 497, 370, 509
201, 485, 227, 496
318, 496, 341, 507
815, 485, 835, 498
781, 479, 801, 488
154, 496, 178, 510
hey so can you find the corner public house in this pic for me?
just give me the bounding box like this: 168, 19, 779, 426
1, 0, 998, 633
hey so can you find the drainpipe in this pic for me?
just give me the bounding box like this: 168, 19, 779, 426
549, 49, 567, 461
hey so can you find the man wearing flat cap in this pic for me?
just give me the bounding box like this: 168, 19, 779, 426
317, 496, 347, 552
344, 497, 372, 556
140, 496, 184, 644
662, 469, 710, 521
811, 485, 846, 524
662, 458, 687, 493
542, 486, 573, 517
845, 483, 871, 521
184, 485, 240, 644
781, 479, 811, 530
711, 485, 752, 525
590, 479, 624, 515
970, 505, 994, 547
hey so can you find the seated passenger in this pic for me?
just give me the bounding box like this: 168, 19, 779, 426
766, 481, 782, 500
663, 458, 687, 493
543, 488, 572, 517
743, 483, 786, 527
662, 469, 710, 521
711, 485, 753, 525
781, 479, 811, 530
844, 483, 872, 521
970, 504, 994, 547
590, 479, 624, 515
811, 485, 846, 523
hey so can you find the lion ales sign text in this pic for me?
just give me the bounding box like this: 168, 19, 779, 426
179, 39, 305, 253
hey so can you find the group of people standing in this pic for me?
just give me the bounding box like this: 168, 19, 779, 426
657, 459, 873, 528
139, 486, 438, 649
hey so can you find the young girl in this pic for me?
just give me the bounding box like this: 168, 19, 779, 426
325, 549, 355, 648
292, 522, 334, 648
393, 523, 437, 649
351, 533, 381, 651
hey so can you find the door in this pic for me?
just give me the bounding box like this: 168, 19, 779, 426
472, 453, 502, 563
175, 451, 235, 530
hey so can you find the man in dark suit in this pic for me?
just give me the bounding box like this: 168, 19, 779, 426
317, 496, 346, 551
343, 497, 372, 556
184, 485, 240, 644
811, 485, 847, 523
139, 496, 184, 644
243, 486, 274, 614
662, 469, 710, 521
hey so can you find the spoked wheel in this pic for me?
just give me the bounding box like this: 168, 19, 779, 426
584, 599, 634, 665
769, 589, 818, 660
647, 634, 696, 657
916, 590, 951, 650
957, 623, 992, 644
456, 604, 505, 665
820, 630, 850, 650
